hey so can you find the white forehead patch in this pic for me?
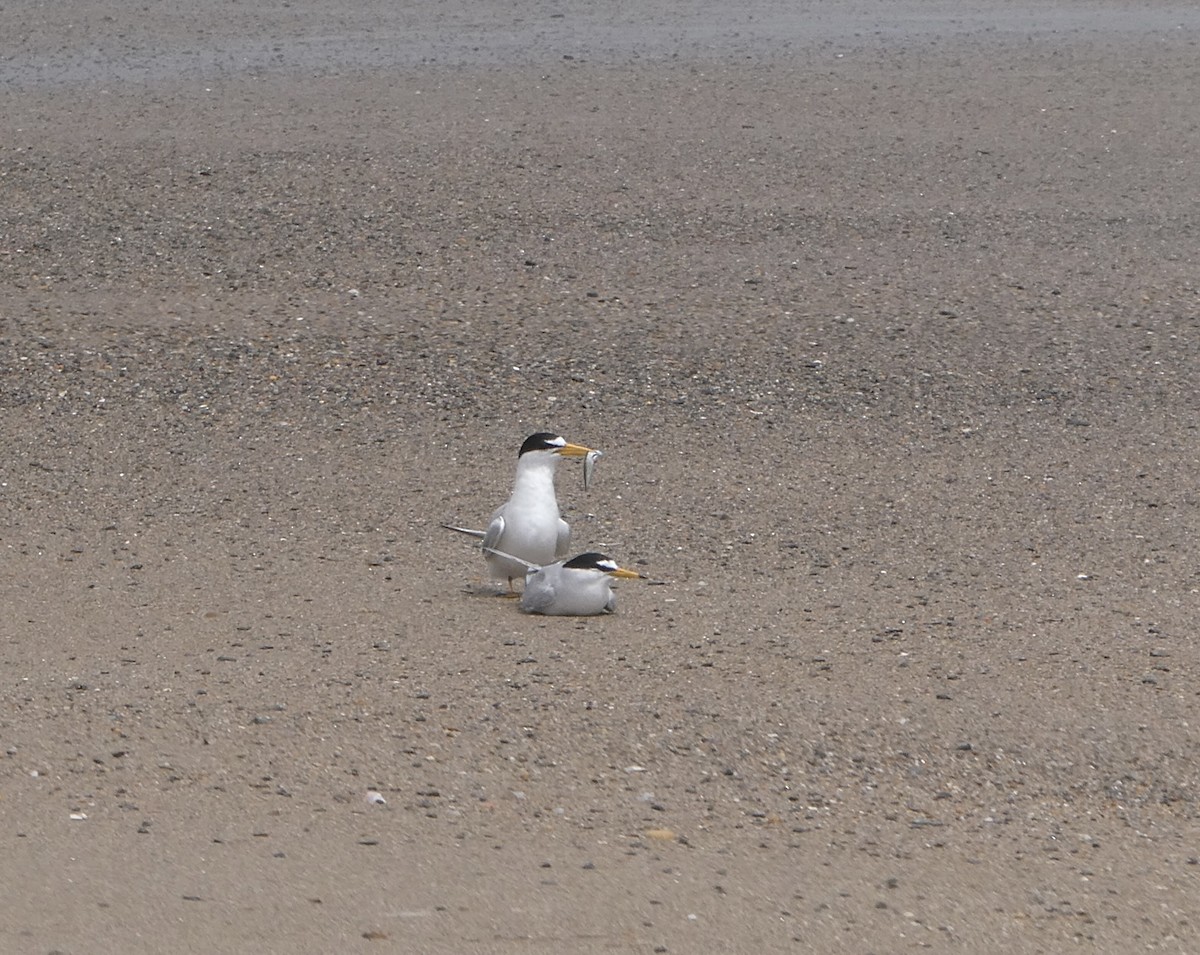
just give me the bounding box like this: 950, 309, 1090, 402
549, 435, 566, 448
597, 559, 619, 572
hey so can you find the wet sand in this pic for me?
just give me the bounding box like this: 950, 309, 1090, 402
3, 2, 1200, 951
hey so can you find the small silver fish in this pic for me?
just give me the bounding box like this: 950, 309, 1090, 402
584, 449, 603, 490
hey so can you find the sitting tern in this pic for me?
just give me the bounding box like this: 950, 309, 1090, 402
486, 547, 646, 615
443, 432, 599, 591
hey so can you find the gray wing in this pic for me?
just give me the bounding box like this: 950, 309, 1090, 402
519, 568, 555, 615
481, 513, 506, 552
555, 517, 571, 560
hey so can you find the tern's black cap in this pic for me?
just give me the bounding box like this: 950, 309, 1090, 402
519, 432, 565, 456
562, 552, 615, 571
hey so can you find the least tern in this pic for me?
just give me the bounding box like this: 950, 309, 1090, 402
444, 432, 598, 591
485, 547, 646, 615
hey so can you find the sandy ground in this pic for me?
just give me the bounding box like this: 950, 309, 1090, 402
3, 1, 1200, 952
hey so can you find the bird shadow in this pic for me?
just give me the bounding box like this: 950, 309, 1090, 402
459, 582, 521, 600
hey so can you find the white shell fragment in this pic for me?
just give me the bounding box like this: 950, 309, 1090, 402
584, 449, 603, 490
366, 790, 387, 805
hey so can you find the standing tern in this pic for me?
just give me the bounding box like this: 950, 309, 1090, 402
443, 432, 598, 591
485, 547, 646, 615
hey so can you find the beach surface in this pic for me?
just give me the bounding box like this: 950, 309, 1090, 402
3, 2, 1200, 951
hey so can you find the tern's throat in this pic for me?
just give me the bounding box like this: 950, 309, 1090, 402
510, 455, 561, 508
